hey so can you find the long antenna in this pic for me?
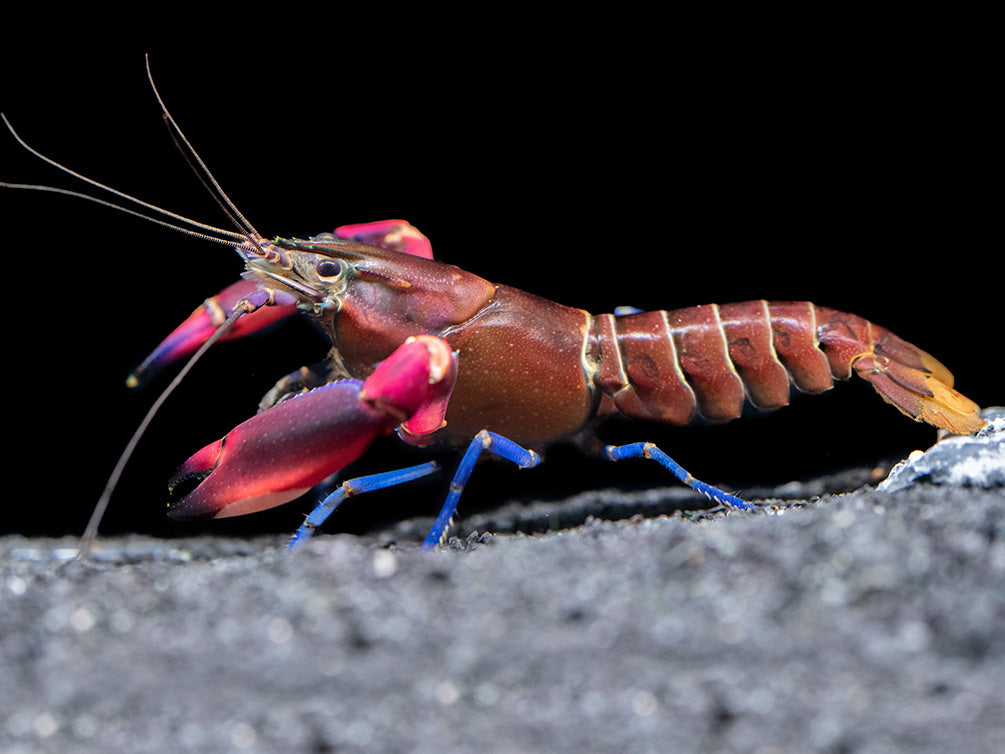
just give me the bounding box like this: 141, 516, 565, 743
0, 180, 248, 249
143, 55, 262, 242
1, 114, 249, 245
76, 307, 248, 561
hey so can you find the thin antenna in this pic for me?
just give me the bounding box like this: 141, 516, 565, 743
0, 180, 250, 249
1, 114, 249, 244
77, 305, 249, 562
143, 55, 262, 241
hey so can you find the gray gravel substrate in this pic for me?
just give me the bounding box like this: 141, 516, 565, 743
3, 480, 1004, 754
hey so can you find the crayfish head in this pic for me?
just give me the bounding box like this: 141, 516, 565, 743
247, 233, 497, 367
239, 234, 356, 313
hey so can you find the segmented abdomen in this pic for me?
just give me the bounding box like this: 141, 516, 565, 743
593, 301, 880, 424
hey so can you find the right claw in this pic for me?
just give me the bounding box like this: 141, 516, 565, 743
167, 335, 457, 520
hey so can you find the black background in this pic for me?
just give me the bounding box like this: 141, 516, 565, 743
3, 36, 997, 538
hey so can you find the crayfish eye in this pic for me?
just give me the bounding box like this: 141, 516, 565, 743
315, 259, 344, 281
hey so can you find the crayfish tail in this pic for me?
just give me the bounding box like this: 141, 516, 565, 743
596, 302, 984, 436
816, 308, 985, 435
852, 351, 985, 435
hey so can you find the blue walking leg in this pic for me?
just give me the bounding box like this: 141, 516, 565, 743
423, 430, 541, 550
604, 442, 753, 510
288, 461, 441, 550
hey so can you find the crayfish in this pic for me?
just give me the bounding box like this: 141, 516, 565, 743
2, 60, 985, 557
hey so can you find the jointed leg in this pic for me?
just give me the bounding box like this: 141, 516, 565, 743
288, 461, 441, 549
604, 442, 752, 510
423, 431, 541, 550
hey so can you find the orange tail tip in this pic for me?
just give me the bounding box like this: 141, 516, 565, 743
853, 352, 985, 436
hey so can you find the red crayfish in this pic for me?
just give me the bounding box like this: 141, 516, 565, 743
3, 62, 986, 555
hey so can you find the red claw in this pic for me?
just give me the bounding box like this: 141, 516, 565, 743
168, 380, 385, 518
127, 280, 298, 387
167, 335, 457, 519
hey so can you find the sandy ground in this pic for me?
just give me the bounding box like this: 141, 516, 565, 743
2, 414, 1002, 754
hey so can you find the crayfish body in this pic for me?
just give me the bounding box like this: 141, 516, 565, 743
1, 74, 985, 550
144, 219, 983, 548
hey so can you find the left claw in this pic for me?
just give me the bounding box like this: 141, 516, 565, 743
127, 279, 296, 387
167, 335, 457, 520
